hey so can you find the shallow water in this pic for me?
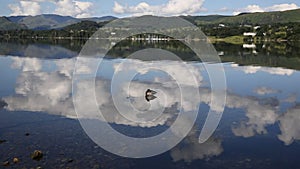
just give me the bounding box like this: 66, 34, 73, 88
0, 40, 300, 169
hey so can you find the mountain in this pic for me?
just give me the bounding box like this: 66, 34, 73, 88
1, 9, 300, 31
0, 17, 27, 30
7, 14, 117, 30
215, 9, 300, 25
63, 20, 101, 31
8, 14, 80, 30
6, 16, 27, 23
187, 8, 300, 25
81, 16, 117, 22
180, 15, 230, 25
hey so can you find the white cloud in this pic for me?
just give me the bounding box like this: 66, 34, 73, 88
233, 5, 264, 15
113, 0, 206, 16
55, 58, 76, 78
11, 57, 42, 72
231, 65, 261, 74
8, 0, 42, 16
4, 71, 75, 117
283, 93, 298, 103
278, 106, 300, 145
113, 2, 125, 14
231, 123, 255, 138
263, 67, 294, 76
254, 87, 280, 95
4, 57, 201, 127
231, 64, 294, 76
8, 0, 94, 18
265, 3, 299, 12
8, 4, 22, 16
233, 3, 299, 15
114, 59, 203, 90
53, 0, 93, 18
171, 135, 223, 162
216, 7, 229, 13
5, 56, 300, 145
229, 94, 279, 138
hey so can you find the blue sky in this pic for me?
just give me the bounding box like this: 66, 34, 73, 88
0, 0, 299, 18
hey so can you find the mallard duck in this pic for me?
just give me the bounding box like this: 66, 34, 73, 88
145, 89, 157, 102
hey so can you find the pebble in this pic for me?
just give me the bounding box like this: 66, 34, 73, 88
31, 150, 43, 161
61, 158, 73, 163
0, 140, 7, 144
2, 161, 9, 166
93, 164, 100, 169
13, 157, 19, 163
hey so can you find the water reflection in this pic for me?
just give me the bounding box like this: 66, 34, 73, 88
254, 87, 280, 95
215, 42, 300, 70
278, 105, 300, 145
0, 40, 80, 58
231, 63, 295, 75
2, 55, 300, 146
170, 131, 223, 162
1, 39, 300, 68
1, 41, 300, 167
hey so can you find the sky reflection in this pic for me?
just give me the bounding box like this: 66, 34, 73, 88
1, 56, 300, 149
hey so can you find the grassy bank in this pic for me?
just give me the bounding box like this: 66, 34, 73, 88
208, 36, 244, 44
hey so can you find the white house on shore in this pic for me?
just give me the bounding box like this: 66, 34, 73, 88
243, 44, 256, 48
243, 32, 257, 37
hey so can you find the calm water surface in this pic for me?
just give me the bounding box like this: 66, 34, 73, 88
0, 40, 300, 169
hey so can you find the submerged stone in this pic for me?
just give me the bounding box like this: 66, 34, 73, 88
31, 150, 43, 161
13, 157, 19, 164
0, 140, 7, 144
2, 161, 9, 166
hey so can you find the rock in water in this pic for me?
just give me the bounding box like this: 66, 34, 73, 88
2, 161, 9, 166
31, 150, 43, 161
0, 99, 7, 109
0, 140, 7, 144
13, 157, 19, 163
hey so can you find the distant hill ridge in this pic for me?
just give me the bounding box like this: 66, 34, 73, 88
0, 17, 27, 30
182, 8, 300, 25
1, 14, 117, 30
0, 8, 299, 30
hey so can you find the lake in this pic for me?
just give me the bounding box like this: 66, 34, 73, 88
0, 39, 300, 169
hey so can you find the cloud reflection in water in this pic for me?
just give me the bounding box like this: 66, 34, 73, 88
2, 56, 300, 161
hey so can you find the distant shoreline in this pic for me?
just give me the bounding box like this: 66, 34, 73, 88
0, 35, 298, 45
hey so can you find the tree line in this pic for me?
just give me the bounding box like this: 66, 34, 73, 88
0, 21, 299, 41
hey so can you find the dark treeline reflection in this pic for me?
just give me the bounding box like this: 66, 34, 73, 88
214, 42, 300, 70
0, 39, 86, 58
1, 38, 300, 70
106, 39, 200, 61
